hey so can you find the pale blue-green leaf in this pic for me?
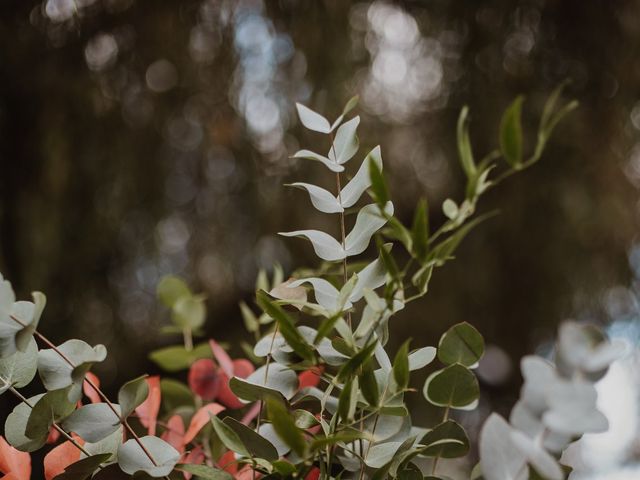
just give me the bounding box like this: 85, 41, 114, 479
84, 425, 124, 458
349, 256, 386, 303
328, 116, 360, 164
0, 337, 38, 393
118, 375, 149, 419
542, 380, 607, 435
117, 436, 180, 477
63, 403, 122, 443
278, 230, 345, 262
38, 340, 107, 401
258, 423, 290, 457
340, 146, 383, 208
442, 199, 458, 220
345, 202, 393, 256
288, 278, 344, 312
5, 393, 47, 452
289, 183, 342, 213
364, 441, 403, 468
292, 150, 343, 172
374, 343, 392, 374
253, 331, 288, 357
295, 103, 331, 133
245, 363, 298, 399
14, 292, 46, 352
408, 346, 436, 371
510, 430, 563, 480
479, 414, 527, 480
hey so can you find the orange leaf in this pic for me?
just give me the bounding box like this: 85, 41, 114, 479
161, 415, 185, 453
135, 376, 161, 435
298, 367, 323, 389
0, 436, 30, 480
83, 372, 101, 404
44, 437, 84, 480
217, 450, 237, 474
180, 446, 205, 480
182, 403, 225, 445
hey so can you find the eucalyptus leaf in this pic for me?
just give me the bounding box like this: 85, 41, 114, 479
118, 375, 149, 419
345, 202, 394, 256
295, 103, 331, 134
499, 96, 525, 168
149, 342, 212, 372
0, 337, 38, 393
292, 149, 343, 172
157, 276, 191, 309
223, 416, 279, 461
176, 464, 233, 480
266, 397, 307, 457
62, 403, 122, 443
423, 364, 479, 410
341, 146, 383, 208
420, 420, 469, 458
289, 183, 343, 214
52, 453, 113, 480
5, 393, 48, 452
328, 116, 359, 164
172, 295, 206, 330
278, 229, 345, 262
437, 322, 484, 367
117, 436, 180, 477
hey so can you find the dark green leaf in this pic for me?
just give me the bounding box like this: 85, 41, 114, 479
437, 322, 485, 367
360, 361, 379, 407
338, 378, 354, 422
499, 96, 524, 168
176, 464, 233, 480
228, 376, 287, 404
421, 420, 470, 458
256, 290, 315, 362
211, 416, 250, 457
266, 397, 307, 457
393, 339, 411, 390
26, 387, 76, 440
53, 453, 112, 480
337, 341, 378, 382
369, 153, 389, 207
223, 417, 279, 461
457, 106, 476, 178
423, 364, 479, 410
411, 199, 429, 262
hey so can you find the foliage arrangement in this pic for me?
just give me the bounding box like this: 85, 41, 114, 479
0, 86, 623, 480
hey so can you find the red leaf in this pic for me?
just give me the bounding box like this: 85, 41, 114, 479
180, 446, 205, 480
44, 437, 84, 480
0, 436, 30, 480
209, 340, 234, 378
135, 376, 161, 435
298, 367, 323, 389
182, 403, 225, 446
217, 450, 237, 474
217, 359, 255, 410
305, 467, 320, 480
46, 427, 61, 445
188, 359, 221, 401
83, 372, 101, 404
161, 415, 185, 454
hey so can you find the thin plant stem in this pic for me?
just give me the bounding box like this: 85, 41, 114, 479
431, 405, 451, 475
255, 323, 280, 430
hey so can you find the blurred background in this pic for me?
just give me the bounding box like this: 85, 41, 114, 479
1, 0, 639, 478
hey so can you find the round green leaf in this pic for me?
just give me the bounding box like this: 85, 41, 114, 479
63, 403, 122, 443
420, 420, 470, 458
437, 322, 484, 367
117, 435, 180, 477
157, 275, 191, 308
172, 296, 206, 330
5, 393, 48, 452
0, 337, 38, 393
149, 342, 212, 372
423, 364, 479, 410
118, 375, 149, 419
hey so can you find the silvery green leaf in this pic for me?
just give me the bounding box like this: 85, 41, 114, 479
63, 403, 122, 442
0, 277, 44, 358
519, 355, 556, 414
288, 278, 345, 312
542, 380, 608, 435
509, 401, 570, 454
5, 393, 47, 452
26, 388, 75, 441
289, 183, 342, 213
84, 425, 124, 458
254, 331, 288, 357
293, 150, 343, 172
408, 346, 437, 371
117, 435, 180, 477
349, 256, 386, 303
316, 337, 349, 366
374, 343, 392, 373
365, 414, 405, 442
479, 414, 527, 480
0, 337, 38, 393
37, 339, 107, 402
364, 441, 403, 468
510, 430, 563, 480
14, 292, 46, 352
340, 146, 383, 208
258, 423, 290, 457
345, 202, 394, 256
118, 375, 149, 419
328, 116, 360, 164
279, 230, 345, 262
243, 362, 298, 400
295, 103, 331, 133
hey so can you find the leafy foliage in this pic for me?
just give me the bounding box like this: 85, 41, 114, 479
0, 87, 613, 480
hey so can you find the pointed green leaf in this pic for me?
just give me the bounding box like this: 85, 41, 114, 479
118, 375, 149, 419
266, 397, 306, 457
223, 417, 279, 461
176, 464, 233, 480
499, 96, 525, 168
411, 199, 429, 262
393, 340, 411, 390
